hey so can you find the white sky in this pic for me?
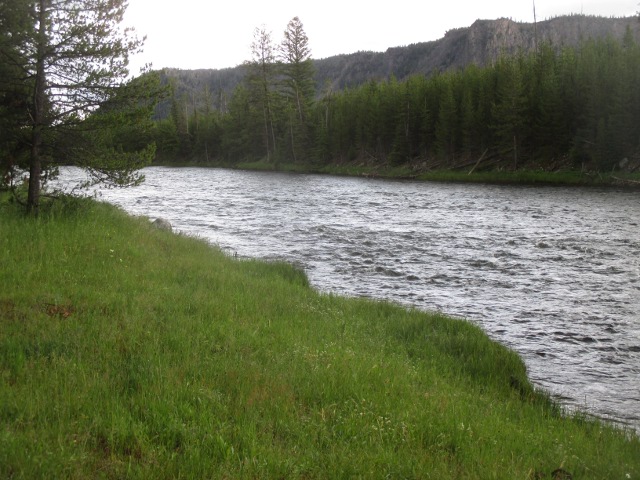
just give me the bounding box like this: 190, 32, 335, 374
124, 0, 637, 73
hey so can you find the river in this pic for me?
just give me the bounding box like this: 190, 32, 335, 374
57, 166, 640, 431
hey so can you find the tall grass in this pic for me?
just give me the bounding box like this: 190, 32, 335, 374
414, 169, 640, 185
230, 160, 640, 187
1, 194, 638, 478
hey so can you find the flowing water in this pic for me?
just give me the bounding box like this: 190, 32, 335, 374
58, 167, 640, 431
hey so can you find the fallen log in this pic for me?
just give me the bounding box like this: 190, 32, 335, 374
468, 149, 490, 175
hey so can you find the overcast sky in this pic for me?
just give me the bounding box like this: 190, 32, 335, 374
124, 0, 637, 73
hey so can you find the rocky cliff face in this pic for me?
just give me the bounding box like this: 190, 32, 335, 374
160, 15, 640, 115
447, 15, 639, 67
314, 15, 640, 89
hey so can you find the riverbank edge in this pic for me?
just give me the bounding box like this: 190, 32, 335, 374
152, 158, 640, 188
1, 193, 638, 477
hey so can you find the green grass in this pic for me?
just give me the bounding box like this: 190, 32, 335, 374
221, 158, 640, 187
1, 193, 638, 479
415, 169, 640, 186
415, 169, 590, 185
154, 153, 640, 188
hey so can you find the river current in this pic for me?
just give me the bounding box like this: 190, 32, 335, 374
58, 167, 640, 431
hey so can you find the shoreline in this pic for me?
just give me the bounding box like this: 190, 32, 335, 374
2, 191, 638, 477
151, 159, 640, 189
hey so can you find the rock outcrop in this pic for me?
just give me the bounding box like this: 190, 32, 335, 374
152, 218, 172, 232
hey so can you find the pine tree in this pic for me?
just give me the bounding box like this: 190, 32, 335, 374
0, 1, 32, 187
169, 85, 192, 159
491, 56, 528, 169
247, 26, 278, 162
0, 0, 161, 214
221, 85, 256, 162
435, 77, 458, 163
279, 17, 316, 162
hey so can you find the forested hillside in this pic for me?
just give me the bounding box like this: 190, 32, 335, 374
149, 16, 640, 174
158, 15, 640, 118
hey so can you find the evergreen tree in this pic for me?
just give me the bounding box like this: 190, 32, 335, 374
279, 16, 316, 162
312, 80, 334, 164
247, 26, 278, 162
435, 77, 458, 162
0, 0, 160, 214
0, 70, 29, 188
0, 0, 34, 188
403, 76, 429, 159
460, 73, 478, 155
147, 26, 640, 174
221, 85, 256, 162
389, 79, 412, 165
152, 118, 179, 161
168, 86, 193, 159
491, 56, 528, 169
609, 28, 640, 165
193, 85, 223, 162
574, 38, 624, 168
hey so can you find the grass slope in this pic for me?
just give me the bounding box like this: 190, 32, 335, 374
1, 195, 638, 479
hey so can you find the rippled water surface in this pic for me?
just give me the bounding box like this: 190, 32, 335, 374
59, 167, 640, 430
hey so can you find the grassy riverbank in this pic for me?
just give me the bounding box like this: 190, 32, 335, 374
1, 194, 638, 478
156, 157, 640, 187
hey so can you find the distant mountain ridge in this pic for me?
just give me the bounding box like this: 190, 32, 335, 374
159, 15, 640, 115
315, 15, 640, 89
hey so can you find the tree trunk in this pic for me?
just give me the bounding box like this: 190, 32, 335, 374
27, 131, 42, 216
268, 105, 277, 159
289, 111, 297, 163
262, 106, 270, 161
27, 0, 48, 215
